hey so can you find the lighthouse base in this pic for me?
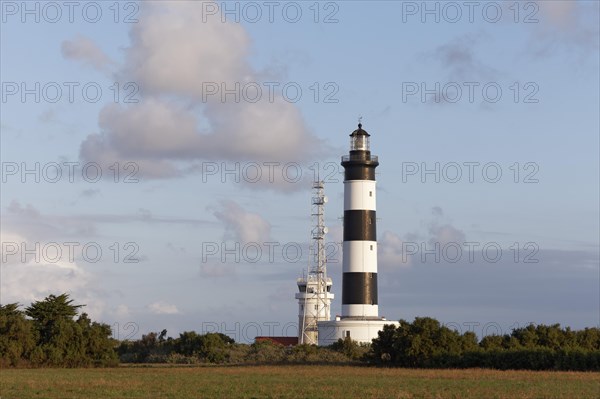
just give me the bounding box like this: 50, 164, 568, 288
317, 318, 399, 346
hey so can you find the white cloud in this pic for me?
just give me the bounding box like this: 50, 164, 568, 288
428, 224, 466, 247
379, 230, 412, 269
378, 207, 466, 269
74, 1, 328, 183
428, 206, 466, 246
0, 231, 103, 318
120, 1, 251, 98
148, 301, 180, 315
61, 35, 115, 72
4, 200, 97, 240
212, 200, 271, 243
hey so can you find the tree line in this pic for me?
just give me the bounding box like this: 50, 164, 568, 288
117, 331, 354, 365
2, 294, 598, 370
0, 294, 117, 367
368, 317, 600, 371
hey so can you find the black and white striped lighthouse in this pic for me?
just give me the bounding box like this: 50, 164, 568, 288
341, 123, 379, 319
317, 122, 397, 345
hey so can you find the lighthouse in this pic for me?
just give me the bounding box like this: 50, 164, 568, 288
341, 123, 379, 319
317, 123, 398, 345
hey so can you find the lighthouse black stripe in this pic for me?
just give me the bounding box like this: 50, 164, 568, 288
342, 272, 378, 304
343, 210, 376, 241
343, 165, 376, 181
341, 151, 379, 181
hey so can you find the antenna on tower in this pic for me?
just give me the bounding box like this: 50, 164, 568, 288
295, 180, 334, 345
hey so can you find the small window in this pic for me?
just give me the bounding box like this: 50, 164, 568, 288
369, 191, 372, 197
370, 245, 373, 251
346, 331, 351, 338
314, 304, 318, 310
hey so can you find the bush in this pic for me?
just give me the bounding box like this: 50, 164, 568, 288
1, 296, 118, 368
368, 317, 600, 371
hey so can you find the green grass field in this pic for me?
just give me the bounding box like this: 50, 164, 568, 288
1, 365, 599, 399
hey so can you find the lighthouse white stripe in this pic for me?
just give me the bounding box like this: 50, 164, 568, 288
342, 304, 379, 318
342, 241, 377, 273
343, 180, 376, 211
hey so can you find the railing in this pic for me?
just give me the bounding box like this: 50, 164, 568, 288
341, 154, 378, 163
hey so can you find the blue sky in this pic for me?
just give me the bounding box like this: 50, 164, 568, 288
1, 1, 598, 342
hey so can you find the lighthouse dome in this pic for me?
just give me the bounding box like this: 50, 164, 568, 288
349, 123, 370, 151
350, 123, 370, 137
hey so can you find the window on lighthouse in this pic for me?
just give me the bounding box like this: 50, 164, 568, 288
351, 135, 369, 151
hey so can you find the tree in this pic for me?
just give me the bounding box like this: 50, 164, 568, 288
12, 294, 118, 367
175, 331, 203, 356
25, 294, 83, 344
369, 317, 484, 367
199, 333, 231, 363
480, 335, 504, 350
0, 303, 36, 366
158, 329, 168, 343
370, 324, 397, 363
330, 337, 368, 360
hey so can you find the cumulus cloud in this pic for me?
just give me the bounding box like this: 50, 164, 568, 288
73, 2, 328, 184
1, 203, 211, 322
148, 301, 180, 315
119, 1, 250, 97
0, 231, 103, 318
378, 206, 466, 269
4, 200, 96, 240
1, 260, 92, 304
0, 210, 117, 320
379, 230, 412, 269
428, 206, 466, 246
212, 200, 271, 243
61, 35, 115, 72
428, 223, 466, 247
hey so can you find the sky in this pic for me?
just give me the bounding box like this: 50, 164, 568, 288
1, 0, 598, 343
